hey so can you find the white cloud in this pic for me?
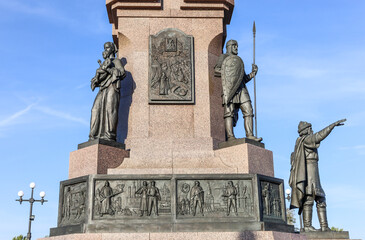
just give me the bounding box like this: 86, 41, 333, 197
0, 103, 37, 127
74, 82, 89, 90
0, 0, 109, 34
35, 106, 88, 126
0, 98, 88, 134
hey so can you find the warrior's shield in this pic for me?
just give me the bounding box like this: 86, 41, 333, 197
221, 55, 245, 103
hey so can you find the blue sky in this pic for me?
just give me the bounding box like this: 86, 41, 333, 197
0, 0, 364, 239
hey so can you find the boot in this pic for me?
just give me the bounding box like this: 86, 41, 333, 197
225, 117, 236, 141
317, 206, 331, 232
302, 205, 318, 232
244, 116, 262, 142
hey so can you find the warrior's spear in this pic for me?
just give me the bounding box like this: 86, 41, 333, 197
253, 21, 258, 137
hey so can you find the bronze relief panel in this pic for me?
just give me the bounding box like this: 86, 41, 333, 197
176, 179, 254, 218
149, 28, 195, 104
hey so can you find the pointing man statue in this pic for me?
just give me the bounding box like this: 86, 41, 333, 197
215, 39, 262, 142
289, 119, 346, 232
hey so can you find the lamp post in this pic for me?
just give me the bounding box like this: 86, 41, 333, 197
285, 188, 303, 232
16, 182, 47, 240
285, 188, 291, 202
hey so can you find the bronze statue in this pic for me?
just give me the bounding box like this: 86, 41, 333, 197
89, 42, 126, 141
289, 119, 346, 232
214, 39, 262, 142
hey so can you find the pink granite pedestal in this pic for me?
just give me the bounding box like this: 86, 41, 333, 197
39, 231, 360, 240
108, 142, 274, 177
69, 144, 129, 179
39, 230, 307, 240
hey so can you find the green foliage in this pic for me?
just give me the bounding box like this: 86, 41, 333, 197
286, 208, 296, 225
12, 235, 26, 240
331, 226, 344, 232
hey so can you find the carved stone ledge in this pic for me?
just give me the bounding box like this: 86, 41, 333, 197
182, 0, 234, 24
106, 0, 162, 29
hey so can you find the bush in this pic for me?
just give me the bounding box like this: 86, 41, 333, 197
331, 226, 344, 232
12, 235, 26, 240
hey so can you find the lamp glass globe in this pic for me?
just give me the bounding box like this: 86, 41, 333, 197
18, 190, 24, 197
39, 191, 46, 198
29, 182, 36, 189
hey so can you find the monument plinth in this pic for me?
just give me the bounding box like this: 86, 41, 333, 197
69, 140, 129, 179
42, 1, 322, 240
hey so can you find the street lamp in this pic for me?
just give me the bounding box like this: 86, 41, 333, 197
285, 188, 291, 201
16, 182, 48, 240
285, 188, 304, 232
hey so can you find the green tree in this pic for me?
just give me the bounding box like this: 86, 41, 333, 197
12, 235, 26, 240
286, 208, 296, 225
331, 226, 344, 232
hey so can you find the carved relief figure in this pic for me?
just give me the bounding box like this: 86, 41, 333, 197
272, 197, 280, 217
178, 198, 189, 215
151, 56, 161, 89
214, 39, 262, 142
178, 183, 191, 215
289, 119, 346, 232
89, 42, 126, 141
99, 181, 114, 216
147, 181, 161, 216
135, 181, 149, 217
241, 185, 249, 210
63, 187, 72, 220
75, 191, 86, 219
223, 181, 238, 216
262, 183, 271, 215
159, 63, 170, 95
190, 181, 204, 216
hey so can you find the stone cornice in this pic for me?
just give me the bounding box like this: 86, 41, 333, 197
106, 0, 234, 27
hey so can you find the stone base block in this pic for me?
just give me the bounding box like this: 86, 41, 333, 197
69, 142, 129, 179
78, 139, 125, 150
301, 230, 350, 239
39, 231, 307, 240
109, 142, 274, 177
218, 138, 265, 149
214, 142, 274, 177
51, 174, 290, 238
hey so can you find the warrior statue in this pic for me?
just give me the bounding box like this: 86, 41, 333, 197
214, 39, 262, 142
289, 119, 346, 232
89, 42, 126, 141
